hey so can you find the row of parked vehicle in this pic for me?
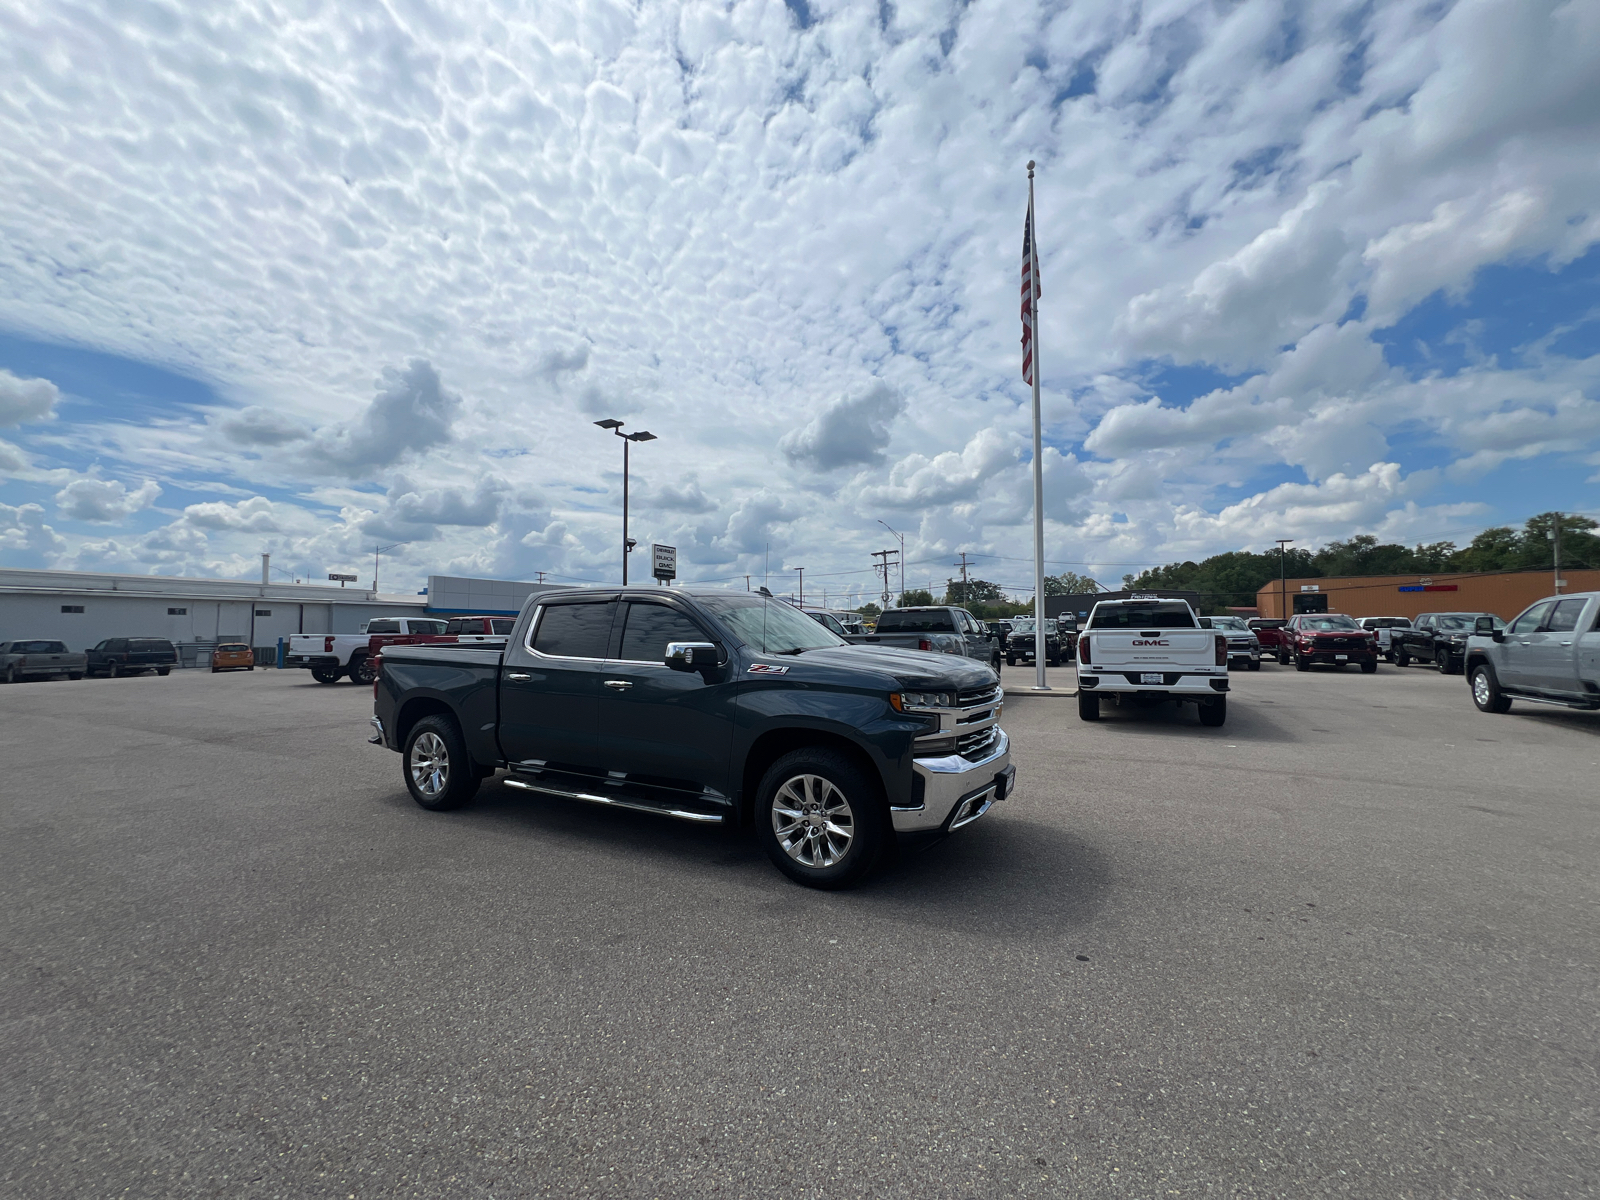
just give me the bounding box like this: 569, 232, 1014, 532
1243, 610, 1510, 675
0, 637, 185, 683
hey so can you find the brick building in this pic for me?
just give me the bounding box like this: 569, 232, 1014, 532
1253, 568, 1598, 621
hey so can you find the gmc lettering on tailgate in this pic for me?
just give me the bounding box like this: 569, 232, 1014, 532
1132, 639, 1170, 646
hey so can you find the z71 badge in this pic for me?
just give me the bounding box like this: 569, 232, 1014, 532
747, 663, 790, 674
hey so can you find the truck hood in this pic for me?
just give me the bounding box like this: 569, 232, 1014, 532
779, 644, 996, 690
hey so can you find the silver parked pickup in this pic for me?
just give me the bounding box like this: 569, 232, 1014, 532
1465, 591, 1600, 714
0, 639, 88, 683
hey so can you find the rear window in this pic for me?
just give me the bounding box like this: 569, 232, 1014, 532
408, 619, 448, 635
130, 638, 174, 651
1089, 604, 1197, 629
14, 640, 67, 653
874, 610, 958, 633
217, 643, 250, 651
366, 620, 400, 634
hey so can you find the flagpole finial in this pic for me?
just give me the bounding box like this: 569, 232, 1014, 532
1027, 159, 1035, 175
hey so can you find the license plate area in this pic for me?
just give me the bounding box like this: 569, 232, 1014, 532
1140, 672, 1163, 683
1335, 654, 1347, 660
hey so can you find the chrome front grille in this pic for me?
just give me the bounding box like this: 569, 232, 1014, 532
956, 727, 998, 759
959, 684, 1000, 707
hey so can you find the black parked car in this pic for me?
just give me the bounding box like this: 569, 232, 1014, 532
1006, 617, 1065, 666
86, 637, 178, 677
1393, 612, 1504, 674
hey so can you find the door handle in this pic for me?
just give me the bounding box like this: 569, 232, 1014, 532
603, 679, 633, 690
1560, 641, 1573, 646
505, 671, 533, 682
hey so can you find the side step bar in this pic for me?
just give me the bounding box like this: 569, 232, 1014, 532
503, 776, 727, 824
1506, 691, 1600, 711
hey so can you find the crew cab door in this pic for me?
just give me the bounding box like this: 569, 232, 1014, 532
958, 611, 989, 660
592, 598, 737, 804
498, 595, 618, 774
1528, 598, 1589, 693
1497, 601, 1553, 689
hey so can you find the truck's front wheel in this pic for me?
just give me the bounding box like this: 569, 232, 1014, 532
757, 750, 887, 890
403, 716, 482, 811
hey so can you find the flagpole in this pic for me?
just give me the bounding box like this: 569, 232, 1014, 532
1028, 160, 1050, 691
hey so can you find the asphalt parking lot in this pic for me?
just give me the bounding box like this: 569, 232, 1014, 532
4, 663, 1597, 1198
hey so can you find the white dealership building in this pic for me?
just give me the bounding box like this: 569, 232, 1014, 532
0, 569, 559, 660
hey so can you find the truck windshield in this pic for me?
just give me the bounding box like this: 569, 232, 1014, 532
1210, 617, 1248, 631
1089, 604, 1196, 629
1298, 616, 1359, 631
874, 611, 956, 633
698, 594, 845, 655
1434, 615, 1495, 632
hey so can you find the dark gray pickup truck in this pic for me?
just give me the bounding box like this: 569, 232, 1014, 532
372, 587, 1014, 889
844, 606, 1002, 671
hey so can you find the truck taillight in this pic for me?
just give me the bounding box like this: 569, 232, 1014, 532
372, 654, 382, 697
1215, 635, 1227, 666
918, 638, 932, 651
1078, 636, 1090, 664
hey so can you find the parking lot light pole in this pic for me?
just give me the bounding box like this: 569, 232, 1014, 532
1276, 539, 1293, 620
595, 419, 656, 584
375, 541, 409, 595
788, 566, 805, 609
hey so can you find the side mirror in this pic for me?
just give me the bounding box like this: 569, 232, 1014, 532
1474, 617, 1503, 642
665, 641, 720, 671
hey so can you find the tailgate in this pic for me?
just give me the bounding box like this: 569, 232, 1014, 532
1090, 631, 1214, 668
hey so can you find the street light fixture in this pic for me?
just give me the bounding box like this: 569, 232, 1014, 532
595, 419, 656, 584
787, 566, 805, 609
374, 541, 409, 594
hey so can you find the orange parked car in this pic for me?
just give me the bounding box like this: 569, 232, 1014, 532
211, 643, 255, 672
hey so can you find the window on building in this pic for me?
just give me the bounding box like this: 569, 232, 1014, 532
255, 609, 272, 616
61, 605, 84, 613
168, 607, 188, 615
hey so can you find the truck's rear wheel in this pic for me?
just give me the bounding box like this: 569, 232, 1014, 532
1396, 651, 1410, 667
1078, 692, 1100, 721
756, 749, 886, 890
1198, 697, 1227, 727
1005, 654, 1015, 666
350, 654, 377, 685
311, 665, 343, 684
403, 716, 481, 811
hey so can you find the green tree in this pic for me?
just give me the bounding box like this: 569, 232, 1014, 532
897, 589, 935, 607
942, 578, 1006, 606
1043, 571, 1102, 595
855, 602, 881, 621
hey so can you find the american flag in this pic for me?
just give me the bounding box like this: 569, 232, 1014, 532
1021, 194, 1040, 385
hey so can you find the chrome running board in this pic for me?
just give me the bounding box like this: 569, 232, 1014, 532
503, 776, 727, 824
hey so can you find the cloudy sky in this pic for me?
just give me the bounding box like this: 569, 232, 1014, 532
2, 0, 1597, 604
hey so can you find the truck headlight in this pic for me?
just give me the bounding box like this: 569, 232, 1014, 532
890, 691, 955, 711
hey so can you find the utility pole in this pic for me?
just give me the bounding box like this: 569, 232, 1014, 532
535, 571, 547, 584
954, 552, 972, 606
878, 520, 906, 602
1276, 539, 1293, 620
789, 566, 805, 609
375, 541, 408, 594
745, 575, 751, 592
1551, 513, 1563, 593
872, 549, 895, 609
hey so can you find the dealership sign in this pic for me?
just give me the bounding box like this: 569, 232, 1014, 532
652, 544, 677, 582
1398, 584, 1459, 592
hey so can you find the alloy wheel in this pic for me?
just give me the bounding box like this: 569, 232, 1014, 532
1472, 670, 1491, 707
409, 731, 449, 798
770, 774, 855, 868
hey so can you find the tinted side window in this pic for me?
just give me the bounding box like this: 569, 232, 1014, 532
1546, 598, 1587, 633
618, 603, 708, 662
533, 602, 617, 658
1508, 602, 1553, 636
444, 619, 464, 634
491, 619, 515, 635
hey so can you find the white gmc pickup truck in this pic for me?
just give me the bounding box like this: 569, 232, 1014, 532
1075, 597, 1230, 726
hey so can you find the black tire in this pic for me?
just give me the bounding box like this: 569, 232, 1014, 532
402, 715, 481, 812
247, 665, 254, 671
1360, 658, 1378, 674
68, 672, 83, 681
157, 667, 170, 676
311, 665, 343, 684
1047, 653, 1059, 667
211, 666, 219, 673
1198, 697, 1227, 727
350, 654, 377, 685
1470, 663, 1512, 714
1005, 655, 1015, 667
109, 663, 122, 678
1078, 691, 1100, 721
1278, 651, 1290, 666
1, 664, 15, 684
755, 749, 887, 890
1295, 654, 1310, 672
992, 654, 1002, 672
1247, 659, 1261, 671
1396, 651, 1410, 668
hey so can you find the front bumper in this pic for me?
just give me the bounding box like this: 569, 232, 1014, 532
896, 728, 1014, 832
